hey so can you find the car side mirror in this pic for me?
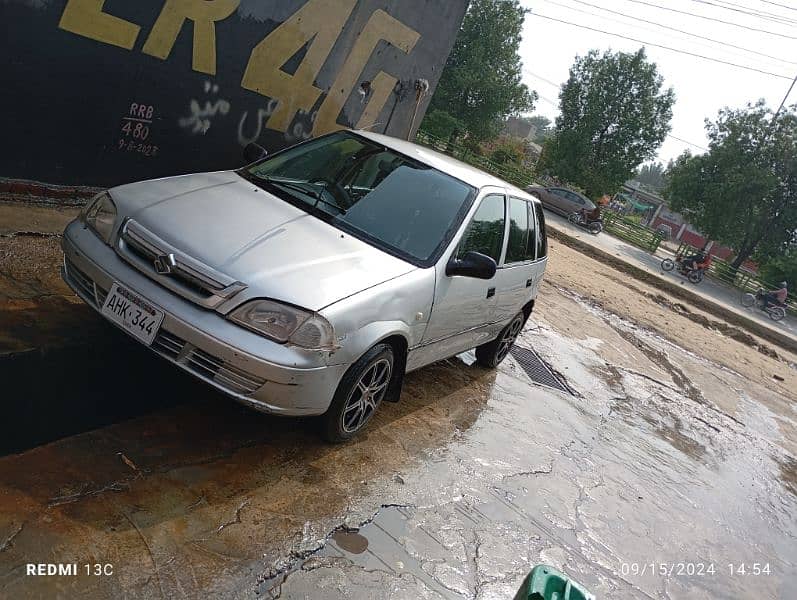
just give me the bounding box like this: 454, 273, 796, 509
243, 142, 268, 163
446, 251, 497, 280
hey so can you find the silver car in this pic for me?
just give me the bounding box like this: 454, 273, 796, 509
61, 131, 548, 441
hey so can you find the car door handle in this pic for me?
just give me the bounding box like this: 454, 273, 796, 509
486, 287, 495, 299
526, 278, 533, 287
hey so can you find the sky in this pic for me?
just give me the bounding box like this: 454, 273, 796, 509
518, 0, 797, 164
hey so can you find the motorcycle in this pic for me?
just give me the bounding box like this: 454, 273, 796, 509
740, 289, 787, 321
568, 211, 603, 234
660, 255, 705, 283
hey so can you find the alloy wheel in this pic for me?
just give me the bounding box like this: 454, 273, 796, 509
341, 358, 391, 433
496, 316, 524, 363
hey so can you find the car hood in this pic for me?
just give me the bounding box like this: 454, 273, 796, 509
110, 171, 417, 311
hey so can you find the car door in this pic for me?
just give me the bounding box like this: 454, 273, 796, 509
547, 188, 570, 214
493, 196, 539, 324
409, 193, 506, 370
562, 190, 584, 214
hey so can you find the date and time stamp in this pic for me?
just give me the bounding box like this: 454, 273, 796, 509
24, 561, 772, 578
620, 562, 772, 577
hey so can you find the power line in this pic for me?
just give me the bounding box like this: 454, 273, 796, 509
667, 134, 708, 151
688, 0, 797, 26
760, 0, 797, 13
524, 69, 563, 90
623, 0, 797, 39
555, 0, 797, 66
709, 0, 797, 24
530, 13, 795, 80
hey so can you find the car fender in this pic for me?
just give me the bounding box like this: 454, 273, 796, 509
321, 267, 435, 368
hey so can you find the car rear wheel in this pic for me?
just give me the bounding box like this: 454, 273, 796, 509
475, 311, 524, 368
322, 343, 393, 443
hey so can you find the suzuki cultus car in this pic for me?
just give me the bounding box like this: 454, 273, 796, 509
62, 131, 548, 441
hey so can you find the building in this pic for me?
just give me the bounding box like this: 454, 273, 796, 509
503, 116, 538, 142
2, 0, 469, 187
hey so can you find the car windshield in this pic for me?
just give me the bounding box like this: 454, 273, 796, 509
242, 132, 475, 265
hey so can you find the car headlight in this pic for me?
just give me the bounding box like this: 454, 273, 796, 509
229, 300, 336, 350
81, 191, 117, 244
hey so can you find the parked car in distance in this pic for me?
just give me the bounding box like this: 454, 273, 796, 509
62, 130, 548, 441
526, 185, 596, 217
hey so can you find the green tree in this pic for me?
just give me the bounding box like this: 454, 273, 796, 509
758, 253, 797, 287
665, 101, 797, 270
539, 48, 674, 198
422, 109, 465, 141
635, 162, 666, 192
423, 0, 536, 141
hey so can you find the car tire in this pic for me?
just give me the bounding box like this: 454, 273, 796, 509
322, 343, 394, 443
475, 311, 524, 368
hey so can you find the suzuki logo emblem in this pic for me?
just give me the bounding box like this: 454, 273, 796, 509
153, 253, 177, 275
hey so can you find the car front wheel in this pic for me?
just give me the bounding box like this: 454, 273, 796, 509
322, 343, 393, 442
475, 311, 524, 368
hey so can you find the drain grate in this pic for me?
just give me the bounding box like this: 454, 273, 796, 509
510, 345, 573, 394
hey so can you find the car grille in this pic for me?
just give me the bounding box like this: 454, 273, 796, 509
64, 259, 264, 396
151, 331, 266, 395
151, 329, 184, 359
116, 219, 246, 310
64, 257, 108, 308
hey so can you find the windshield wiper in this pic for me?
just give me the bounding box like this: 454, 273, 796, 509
261, 177, 345, 214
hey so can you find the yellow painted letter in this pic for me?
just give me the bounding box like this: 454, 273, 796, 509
241, 0, 357, 133
58, 0, 140, 50
355, 72, 397, 130
142, 0, 240, 75
316, 10, 420, 135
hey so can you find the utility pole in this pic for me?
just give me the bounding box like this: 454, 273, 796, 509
772, 72, 797, 123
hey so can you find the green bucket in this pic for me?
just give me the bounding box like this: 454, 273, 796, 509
514, 564, 595, 600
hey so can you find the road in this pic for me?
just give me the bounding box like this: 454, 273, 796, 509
542, 208, 797, 341
1, 201, 795, 598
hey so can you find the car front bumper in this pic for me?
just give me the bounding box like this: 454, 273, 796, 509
61, 220, 347, 416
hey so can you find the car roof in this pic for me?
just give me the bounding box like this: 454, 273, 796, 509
354, 130, 538, 202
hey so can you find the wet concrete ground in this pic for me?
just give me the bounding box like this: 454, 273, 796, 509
1, 279, 795, 599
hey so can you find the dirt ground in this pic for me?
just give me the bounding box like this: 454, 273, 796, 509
1, 202, 795, 598
540, 238, 797, 406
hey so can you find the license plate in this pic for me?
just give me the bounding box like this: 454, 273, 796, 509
101, 283, 164, 345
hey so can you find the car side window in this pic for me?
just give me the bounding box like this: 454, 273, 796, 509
458, 194, 506, 263
525, 201, 538, 260
568, 192, 584, 204
533, 202, 548, 259
506, 197, 530, 264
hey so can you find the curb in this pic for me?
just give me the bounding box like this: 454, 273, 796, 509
546, 227, 797, 355
0, 177, 100, 207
